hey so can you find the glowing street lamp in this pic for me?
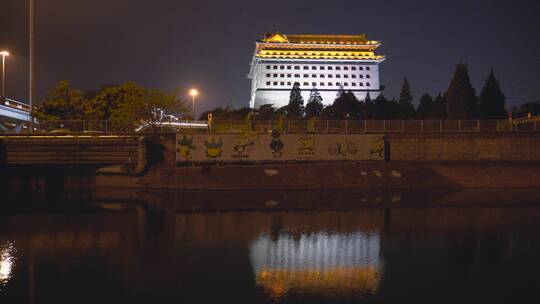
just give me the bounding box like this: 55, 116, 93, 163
189, 88, 199, 119
0, 51, 9, 97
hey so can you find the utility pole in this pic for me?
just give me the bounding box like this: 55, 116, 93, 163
29, 0, 35, 132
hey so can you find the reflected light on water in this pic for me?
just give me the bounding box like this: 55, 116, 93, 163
250, 231, 383, 299
0, 241, 16, 288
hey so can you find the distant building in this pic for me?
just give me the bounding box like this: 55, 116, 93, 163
247, 33, 386, 109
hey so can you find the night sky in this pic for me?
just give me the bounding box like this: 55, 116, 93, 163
1, 0, 539, 115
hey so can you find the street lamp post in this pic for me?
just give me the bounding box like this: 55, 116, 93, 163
29, 0, 35, 132
189, 89, 198, 119
0, 51, 9, 97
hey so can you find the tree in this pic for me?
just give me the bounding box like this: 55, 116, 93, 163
373, 94, 400, 119
479, 70, 507, 119
35, 80, 88, 121
324, 90, 362, 119
416, 93, 434, 119
305, 87, 324, 117
361, 92, 375, 119
308, 86, 323, 104
109, 86, 186, 132
86, 82, 146, 121
431, 93, 447, 119
257, 104, 276, 120
286, 82, 304, 118
398, 77, 416, 119
336, 84, 346, 97
511, 101, 540, 118
446, 63, 478, 119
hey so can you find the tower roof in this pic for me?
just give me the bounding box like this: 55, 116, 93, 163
262, 33, 378, 45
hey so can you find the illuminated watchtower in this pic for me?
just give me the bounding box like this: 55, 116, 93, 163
248, 33, 386, 109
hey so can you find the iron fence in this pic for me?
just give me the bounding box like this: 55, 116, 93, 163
210, 119, 538, 134
1, 119, 538, 134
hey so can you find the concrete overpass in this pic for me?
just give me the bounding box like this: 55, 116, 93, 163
0, 135, 146, 172
0, 97, 32, 132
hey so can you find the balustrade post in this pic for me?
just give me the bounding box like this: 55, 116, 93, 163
345, 120, 348, 133
364, 120, 367, 132
383, 120, 386, 133
440, 120, 442, 132
458, 120, 461, 132
477, 120, 480, 132
326, 120, 329, 133
420, 120, 424, 133
402, 120, 405, 133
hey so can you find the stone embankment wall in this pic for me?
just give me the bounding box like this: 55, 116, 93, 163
385, 133, 540, 161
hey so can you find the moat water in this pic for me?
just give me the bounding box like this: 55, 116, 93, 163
1, 190, 539, 303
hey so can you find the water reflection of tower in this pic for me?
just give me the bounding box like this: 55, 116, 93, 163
250, 231, 383, 299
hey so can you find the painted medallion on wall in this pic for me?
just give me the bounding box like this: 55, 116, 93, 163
232, 133, 257, 159
369, 136, 384, 158
297, 135, 316, 159
205, 135, 223, 158
328, 137, 358, 157
177, 134, 196, 160
269, 129, 284, 158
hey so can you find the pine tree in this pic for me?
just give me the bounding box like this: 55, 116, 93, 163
374, 94, 400, 119
398, 78, 416, 119
446, 63, 478, 119
287, 82, 304, 118
328, 91, 361, 118
305, 86, 324, 117
416, 93, 434, 119
362, 92, 374, 119
431, 93, 447, 119
307, 86, 323, 104
479, 70, 507, 119
336, 84, 345, 97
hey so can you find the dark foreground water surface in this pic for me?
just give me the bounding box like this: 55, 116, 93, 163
1, 191, 540, 303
